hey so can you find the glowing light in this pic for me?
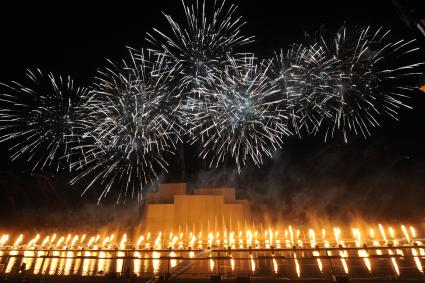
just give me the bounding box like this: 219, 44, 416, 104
170, 251, 177, 268
0, 225, 422, 278
309, 229, 323, 272
41, 236, 50, 247
388, 250, 400, 277
353, 228, 372, 272
0, 234, 9, 247
49, 251, 61, 275
33, 251, 45, 274
379, 224, 387, 243
294, 253, 301, 278
412, 248, 423, 273
136, 236, 144, 248
209, 255, 215, 272
250, 254, 256, 273
6, 250, 18, 273
13, 234, 24, 247
152, 251, 160, 274
401, 225, 410, 242
133, 251, 141, 275
64, 251, 74, 275
272, 256, 278, 274
116, 251, 126, 273
410, 227, 417, 238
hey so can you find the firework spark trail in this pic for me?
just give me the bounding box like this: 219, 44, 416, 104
308, 26, 423, 142
147, 0, 255, 150
147, 0, 254, 93
0, 69, 87, 172
0, 1, 423, 202
272, 26, 423, 142
270, 44, 342, 136
189, 56, 290, 172
70, 49, 183, 203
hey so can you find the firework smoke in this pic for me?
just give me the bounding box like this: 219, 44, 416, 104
0, 69, 87, 172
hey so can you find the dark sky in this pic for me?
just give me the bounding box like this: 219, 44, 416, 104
0, 1, 423, 82
0, 0, 425, 229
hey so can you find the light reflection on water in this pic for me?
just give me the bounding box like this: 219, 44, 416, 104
97, 251, 111, 275
209, 256, 214, 272
272, 257, 278, 274
64, 251, 73, 275
57, 251, 67, 275
1, 250, 186, 276
116, 251, 125, 273
72, 252, 82, 274
152, 251, 160, 274
41, 253, 50, 274
1, 249, 424, 279
169, 251, 177, 268
33, 251, 45, 274
5, 250, 18, 273
133, 251, 141, 275
48, 251, 60, 275
22, 249, 35, 271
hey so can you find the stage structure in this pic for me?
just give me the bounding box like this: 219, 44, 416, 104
143, 183, 251, 233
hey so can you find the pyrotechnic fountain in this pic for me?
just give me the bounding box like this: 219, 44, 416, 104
1, 223, 424, 280
1, 184, 424, 281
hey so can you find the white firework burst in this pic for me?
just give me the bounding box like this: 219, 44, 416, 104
310, 26, 423, 142
0, 69, 87, 171
189, 56, 290, 172
270, 44, 342, 136
147, 0, 254, 93
71, 49, 183, 203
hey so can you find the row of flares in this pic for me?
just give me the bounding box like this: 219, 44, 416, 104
0, 224, 420, 250
1, 224, 424, 277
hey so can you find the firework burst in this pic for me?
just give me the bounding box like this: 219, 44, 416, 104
0, 69, 87, 171
189, 57, 290, 172
0, 0, 423, 202
270, 44, 342, 136
305, 26, 423, 142
147, 0, 254, 93
70, 49, 183, 203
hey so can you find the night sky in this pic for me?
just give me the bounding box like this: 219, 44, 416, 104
0, 1, 424, 230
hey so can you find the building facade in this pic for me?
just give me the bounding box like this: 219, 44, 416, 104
143, 183, 251, 233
